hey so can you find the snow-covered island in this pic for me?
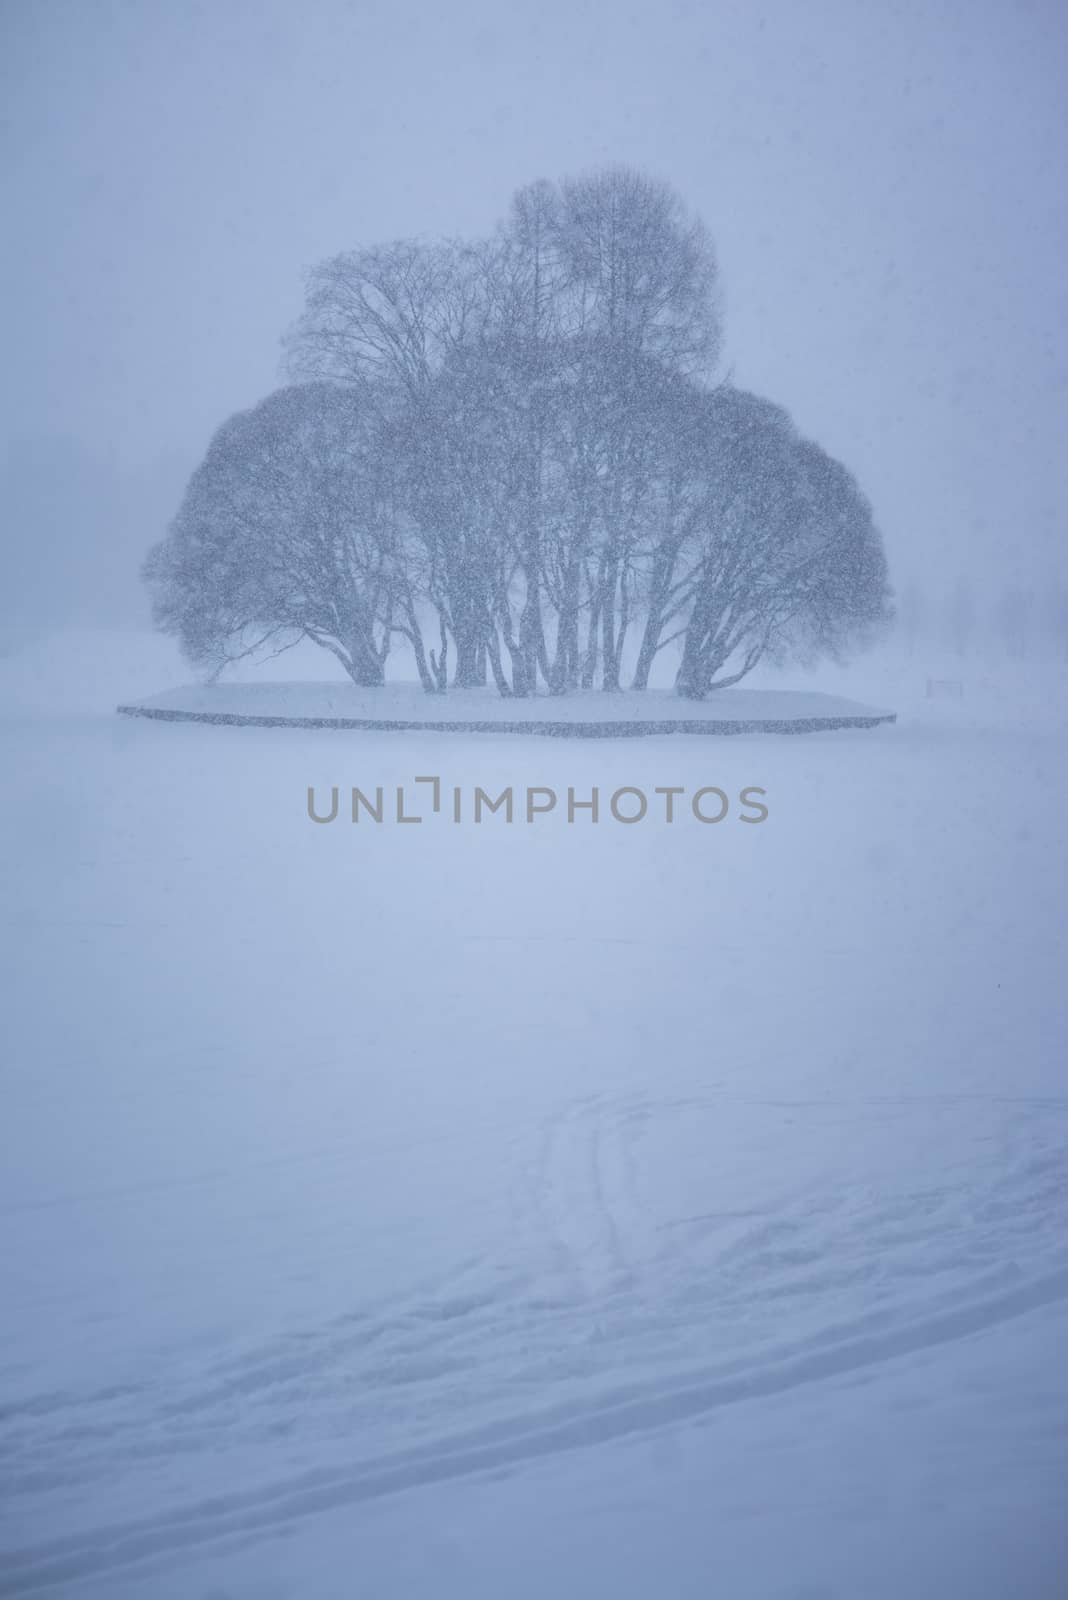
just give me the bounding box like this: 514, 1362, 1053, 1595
117, 681, 897, 735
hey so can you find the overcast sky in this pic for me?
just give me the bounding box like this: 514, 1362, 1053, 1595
3, 0, 1067, 606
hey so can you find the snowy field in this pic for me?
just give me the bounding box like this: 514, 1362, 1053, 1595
2, 631, 1067, 1597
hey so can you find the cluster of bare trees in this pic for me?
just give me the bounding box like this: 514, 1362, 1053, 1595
146, 168, 891, 696
899, 576, 1068, 662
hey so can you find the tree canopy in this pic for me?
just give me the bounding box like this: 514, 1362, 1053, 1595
146, 166, 891, 695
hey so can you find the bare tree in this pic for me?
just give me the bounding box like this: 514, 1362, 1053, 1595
282, 168, 726, 696
948, 575, 975, 657
898, 579, 925, 656
155, 169, 890, 700
543, 167, 722, 688
286, 237, 507, 689
554, 167, 721, 376
144, 384, 409, 686
284, 239, 489, 400
995, 584, 1034, 661
629, 388, 891, 697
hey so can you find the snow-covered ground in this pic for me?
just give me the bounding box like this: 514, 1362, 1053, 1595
1, 631, 1066, 1596
116, 680, 895, 731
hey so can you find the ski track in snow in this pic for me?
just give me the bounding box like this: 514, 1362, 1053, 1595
3, 1086, 1068, 1594
2, 1254, 1068, 1594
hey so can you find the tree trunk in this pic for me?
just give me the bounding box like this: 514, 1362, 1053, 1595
344, 654, 386, 688
549, 560, 582, 693
632, 540, 682, 690
676, 586, 713, 699
632, 630, 657, 691
600, 561, 621, 691
454, 632, 486, 689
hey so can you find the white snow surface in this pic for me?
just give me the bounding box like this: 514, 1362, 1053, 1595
117, 680, 895, 728
1, 630, 1066, 1597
